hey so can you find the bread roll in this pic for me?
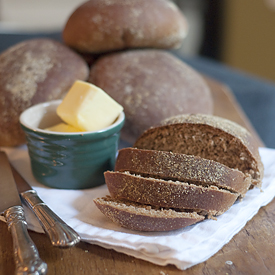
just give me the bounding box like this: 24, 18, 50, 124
63, 0, 188, 54
0, 38, 89, 146
94, 196, 204, 232
115, 148, 251, 196
134, 113, 264, 187
89, 50, 213, 144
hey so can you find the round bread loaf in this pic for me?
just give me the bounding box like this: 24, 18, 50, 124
94, 196, 204, 232
0, 38, 89, 147
115, 148, 251, 196
134, 113, 264, 188
89, 50, 213, 144
63, 0, 188, 54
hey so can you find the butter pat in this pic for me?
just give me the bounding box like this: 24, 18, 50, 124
57, 81, 123, 131
45, 123, 81, 132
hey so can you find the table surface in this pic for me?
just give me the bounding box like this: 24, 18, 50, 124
0, 77, 274, 275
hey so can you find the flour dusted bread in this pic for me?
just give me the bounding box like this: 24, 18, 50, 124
0, 38, 89, 146
94, 114, 263, 232
115, 148, 251, 196
63, 0, 188, 54
134, 114, 264, 187
89, 50, 213, 143
94, 196, 204, 232
105, 171, 238, 216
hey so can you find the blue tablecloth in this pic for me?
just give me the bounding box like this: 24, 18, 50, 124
1, 32, 274, 148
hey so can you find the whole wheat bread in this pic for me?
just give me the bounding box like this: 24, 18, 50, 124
63, 0, 188, 54
89, 50, 213, 144
0, 38, 89, 146
94, 114, 263, 231
134, 114, 264, 188
115, 147, 251, 196
94, 196, 204, 232
104, 171, 239, 216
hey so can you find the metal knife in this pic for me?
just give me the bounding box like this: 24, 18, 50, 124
0, 151, 47, 275
10, 163, 81, 248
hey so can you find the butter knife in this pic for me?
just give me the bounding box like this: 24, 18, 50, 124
10, 164, 81, 248
0, 151, 47, 275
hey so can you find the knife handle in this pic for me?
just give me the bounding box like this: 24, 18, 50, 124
21, 190, 80, 247
4, 205, 47, 275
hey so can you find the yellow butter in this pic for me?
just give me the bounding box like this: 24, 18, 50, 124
56, 80, 123, 131
45, 123, 81, 133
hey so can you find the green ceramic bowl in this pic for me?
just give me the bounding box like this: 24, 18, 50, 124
20, 100, 125, 189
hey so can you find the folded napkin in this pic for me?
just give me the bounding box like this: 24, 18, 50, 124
1, 146, 275, 270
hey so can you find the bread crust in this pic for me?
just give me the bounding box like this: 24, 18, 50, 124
0, 38, 89, 146
89, 50, 213, 144
134, 114, 264, 187
104, 171, 239, 216
115, 148, 251, 196
63, 0, 188, 53
94, 196, 204, 232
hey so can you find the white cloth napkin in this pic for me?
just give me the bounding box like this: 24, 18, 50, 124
1, 146, 275, 270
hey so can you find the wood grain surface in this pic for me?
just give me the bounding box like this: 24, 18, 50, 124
0, 77, 274, 275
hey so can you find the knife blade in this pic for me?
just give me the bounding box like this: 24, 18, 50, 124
0, 151, 47, 275
10, 163, 81, 248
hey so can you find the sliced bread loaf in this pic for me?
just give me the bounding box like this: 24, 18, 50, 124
94, 196, 204, 232
134, 114, 264, 188
115, 147, 251, 196
95, 114, 263, 231
104, 171, 239, 216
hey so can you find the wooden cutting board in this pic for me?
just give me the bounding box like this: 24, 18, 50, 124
0, 77, 273, 275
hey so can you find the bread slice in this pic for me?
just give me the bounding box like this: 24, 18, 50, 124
94, 196, 204, 232
104, 171, 239, 216
134, 114, 264, 188
115, 147, 251, 196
